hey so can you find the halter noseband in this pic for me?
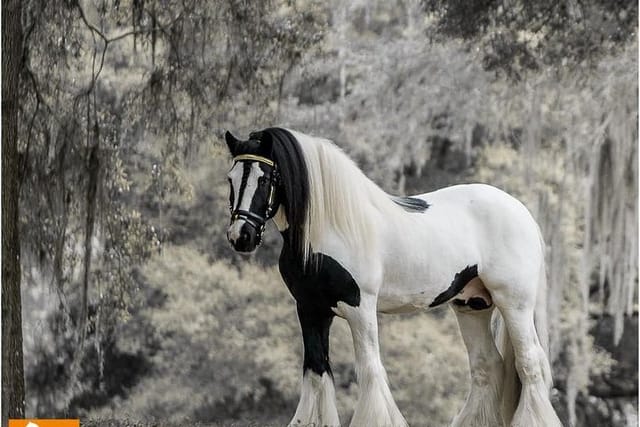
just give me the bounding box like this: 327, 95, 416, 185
230, 154, 280, 239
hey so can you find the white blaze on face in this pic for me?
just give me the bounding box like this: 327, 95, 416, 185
228, 162, 243, 212
227, 161, 265, 241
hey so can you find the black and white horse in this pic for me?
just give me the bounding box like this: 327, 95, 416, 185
224, 127, 562, 427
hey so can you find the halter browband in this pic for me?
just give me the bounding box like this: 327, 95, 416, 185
233, 154, 275, 167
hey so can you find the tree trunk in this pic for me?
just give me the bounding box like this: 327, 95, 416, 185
2, 0, 25, 424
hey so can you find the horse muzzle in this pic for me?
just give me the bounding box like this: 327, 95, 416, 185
227, 219, 261, 253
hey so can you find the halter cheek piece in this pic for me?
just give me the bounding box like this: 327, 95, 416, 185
230, 154, 280, 243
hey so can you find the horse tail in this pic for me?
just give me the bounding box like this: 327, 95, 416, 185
496, 227, 554, 425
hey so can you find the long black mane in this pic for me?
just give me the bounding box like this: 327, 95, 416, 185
260, 127, 310, 261
250, 128, 427, 264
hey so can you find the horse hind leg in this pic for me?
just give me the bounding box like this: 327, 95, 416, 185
498, 304, 562, 427
450, 300, 504, 427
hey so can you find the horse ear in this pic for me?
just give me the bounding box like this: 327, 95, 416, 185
225, 131, 239, 155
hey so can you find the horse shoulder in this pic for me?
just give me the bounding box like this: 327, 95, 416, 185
278, 242, 362, 315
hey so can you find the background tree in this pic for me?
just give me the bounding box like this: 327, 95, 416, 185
422, 0, 638, 78
2, 0, 26, 424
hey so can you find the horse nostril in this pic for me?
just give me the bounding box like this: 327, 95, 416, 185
240, 228, 250, 243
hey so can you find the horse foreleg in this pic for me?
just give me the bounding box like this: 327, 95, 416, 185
335, 293, 408, 427
450, 305, 504, 427
289, 304, 340, 427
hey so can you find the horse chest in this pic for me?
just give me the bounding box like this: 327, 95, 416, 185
278, 244, 361, 314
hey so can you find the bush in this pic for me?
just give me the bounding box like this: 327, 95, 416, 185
87, 245, 469, 425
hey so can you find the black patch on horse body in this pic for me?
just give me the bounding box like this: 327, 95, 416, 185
429, 264, 478, 307
279, 232, 361, 312
392, 196, 430, 212
279, 230, 360, 375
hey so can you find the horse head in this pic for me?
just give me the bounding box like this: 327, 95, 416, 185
224, 130, 280, 253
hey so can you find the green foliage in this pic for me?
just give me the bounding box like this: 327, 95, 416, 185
422, 0, 638, 78
102, 246, 298, 423
86, 246, 468, 425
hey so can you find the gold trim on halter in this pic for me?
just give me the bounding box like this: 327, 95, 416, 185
233, 154, 275, 167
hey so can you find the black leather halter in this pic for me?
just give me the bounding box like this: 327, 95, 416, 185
230, 154, 280, 239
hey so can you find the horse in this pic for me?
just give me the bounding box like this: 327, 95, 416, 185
223, 127, 563, 427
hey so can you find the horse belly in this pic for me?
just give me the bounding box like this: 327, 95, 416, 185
378, 231, 480, 310
377, 276, 493, 313
377, 292, 433, 313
